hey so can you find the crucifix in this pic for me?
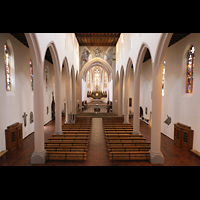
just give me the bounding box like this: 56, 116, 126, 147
22, 112, 28, 127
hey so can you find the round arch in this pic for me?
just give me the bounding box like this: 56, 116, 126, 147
43, 42, 62, 134
154, 33, 173, 71
44, 41, 61, 74
24, 33, 46, 164
135, 42, 152, 75
123, 57, 135, 123
25, 33, 42, 67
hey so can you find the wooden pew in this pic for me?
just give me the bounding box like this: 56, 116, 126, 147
104, 125, 133, 127
104, 128, 133, 131
45, 145, 88, 152
106, 137, 146, 142
62, 131, 90, 135
105, 134, 143, 138
45, 117, 91, 161
46, 151, 87, 160
109, 152, 150, 161
45, 141, 88, 146
104, 130, 133, 134
52, 134, 89, 138
107, 141, 151, 147
48, 137, 88, 142
108, 146, 150, 152
62, 125, 91, 129
62, 128, 91, 131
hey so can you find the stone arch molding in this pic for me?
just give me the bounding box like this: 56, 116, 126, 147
79, 57, 115, 84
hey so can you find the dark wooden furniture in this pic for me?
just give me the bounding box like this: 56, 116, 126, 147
5, 122, 23, 153
174, 123, 193, 151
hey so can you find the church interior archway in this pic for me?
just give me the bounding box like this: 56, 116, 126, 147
79, 57, 115, 114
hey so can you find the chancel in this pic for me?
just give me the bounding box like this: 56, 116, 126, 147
1, 33, 200, 166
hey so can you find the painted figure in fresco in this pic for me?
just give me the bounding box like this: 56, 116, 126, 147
80, 48, 90, 69
93, 47, 103, 58
105, 47, 115, 66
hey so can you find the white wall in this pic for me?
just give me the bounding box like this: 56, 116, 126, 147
136, 33, 200, 152
43, 60, 55, 125
140, 59, 152, 120
0, 33, 79, 152
161, 33, 200, 153
0, 33, 34, 151
36, 33, 79, 74
116, 33, 162, 78
127, 67, 134, 114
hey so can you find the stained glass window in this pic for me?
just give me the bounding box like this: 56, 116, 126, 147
162, 61, 166, 96
186, 45, 195, 93
94, 68, 100, 91
104, 72, 107, 88
30, 59, 33, 91
87, 71, 90, 88
4, 44, 11, 91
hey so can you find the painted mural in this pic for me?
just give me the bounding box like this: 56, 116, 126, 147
79, 46, 116, 72
105, 47, 116, 66
80, 47, 91, 70
93, 47, 103, 58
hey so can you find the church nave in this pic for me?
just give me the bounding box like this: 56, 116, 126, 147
1, 116, 200, 166
1, 33, 200, 166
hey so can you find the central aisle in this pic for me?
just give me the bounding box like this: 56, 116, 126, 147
86, 118, 111, 166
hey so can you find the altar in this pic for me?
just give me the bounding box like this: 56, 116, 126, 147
94, 104, 100, 112
87, 91, 107, 99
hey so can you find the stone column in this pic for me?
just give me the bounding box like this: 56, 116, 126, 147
31, 61, 46, 164
54, 70, 62, 134
118, 78, 123, 116
150, 63, 164, 164
123, 98, 130, 124
132, 69, 141, 135
65, 99, 69, 123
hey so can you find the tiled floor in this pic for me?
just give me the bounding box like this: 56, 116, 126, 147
1, 116, 200, 166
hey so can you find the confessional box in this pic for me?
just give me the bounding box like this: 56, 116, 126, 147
174, 123, 193, 151
5, 122, 23, 153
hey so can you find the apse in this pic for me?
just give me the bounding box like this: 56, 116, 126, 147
83, 65, 111, 103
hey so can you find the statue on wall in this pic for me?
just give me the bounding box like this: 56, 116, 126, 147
30, 112, 33, 124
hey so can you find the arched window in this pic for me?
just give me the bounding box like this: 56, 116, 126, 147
162, 61, 166, 96
186, 45, 195, 93
94, 68, 100, 91
87, 71, 90, 88
30, 59, 33, 91
4, 44, 11, 91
